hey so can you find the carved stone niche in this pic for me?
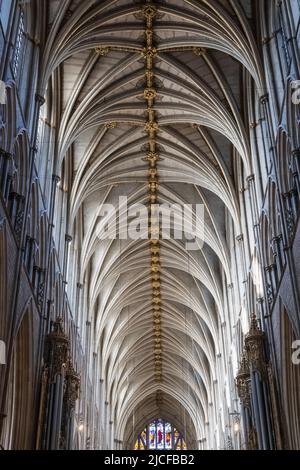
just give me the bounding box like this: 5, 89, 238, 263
45, 317, 70, 378
235, 350, 251, 408
245, 313, 266, 379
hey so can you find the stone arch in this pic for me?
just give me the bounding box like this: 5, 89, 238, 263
2, 84, 17, 153
3, 303, 34, 449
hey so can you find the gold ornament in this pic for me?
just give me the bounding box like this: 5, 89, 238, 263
145, 121, 159, 132
95, 46, 110, 56
144, 87, 157, 100
105, 122, 117, 129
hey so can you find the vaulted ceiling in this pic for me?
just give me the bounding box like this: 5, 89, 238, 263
40, 0, 264, 448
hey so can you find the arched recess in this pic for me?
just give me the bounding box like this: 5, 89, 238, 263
280, 304, 300, 449
286, 79, 300, 151
1, 304, 34, 449
0, 217, 8, 449
24, 0, 273, 449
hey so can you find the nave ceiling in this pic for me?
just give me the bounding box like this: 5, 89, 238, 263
36, 0, 265, 446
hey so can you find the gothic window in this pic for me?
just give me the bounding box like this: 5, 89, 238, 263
277, 3, 291, 70
11, 6, 25, 80
134, 419, 187, 450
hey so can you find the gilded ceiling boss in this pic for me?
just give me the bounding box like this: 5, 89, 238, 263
141, 1, 163, 384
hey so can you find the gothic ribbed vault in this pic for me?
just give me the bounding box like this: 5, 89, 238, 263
38, 0, 265, 448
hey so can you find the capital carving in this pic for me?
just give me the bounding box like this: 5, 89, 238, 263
193, 47, 206, 56
141, 46, 157, 59
145, 121, 159, 133
292, 148, 300, 159
64, 358, 80, 411
246, 174, 255, 184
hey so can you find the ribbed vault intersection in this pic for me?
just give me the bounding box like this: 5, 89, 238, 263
41, 0, 264, 448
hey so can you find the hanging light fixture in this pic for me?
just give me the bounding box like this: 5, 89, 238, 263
233, 418, 240, 434
229, 411, 241, 434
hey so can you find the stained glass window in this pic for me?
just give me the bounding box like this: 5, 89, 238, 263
134, 419, 187, 450
149, 422, 156, 449
165, 422, 172, 449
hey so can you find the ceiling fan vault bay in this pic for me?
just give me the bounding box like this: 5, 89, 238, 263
37, 0, 265, 448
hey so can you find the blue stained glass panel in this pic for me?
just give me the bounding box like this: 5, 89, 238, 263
134, 419, 186, 450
